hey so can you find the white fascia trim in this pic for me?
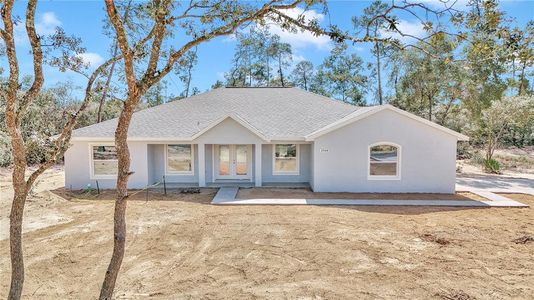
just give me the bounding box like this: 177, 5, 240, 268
305, 105, 469, 141
270, 137, 308, 142
71, 136, 194, 142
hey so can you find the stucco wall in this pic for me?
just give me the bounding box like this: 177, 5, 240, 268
312, 109, 458, 193
147, 144, 199, 184
64, 141, 148, 189
261, 144, 311, 183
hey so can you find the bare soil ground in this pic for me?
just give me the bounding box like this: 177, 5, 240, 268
458, 146, 534, 178
1, 167, 534, 299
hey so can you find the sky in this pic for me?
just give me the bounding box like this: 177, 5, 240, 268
4, 0, 534, 105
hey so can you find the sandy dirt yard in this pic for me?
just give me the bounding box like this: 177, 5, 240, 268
1, 167, 533, 299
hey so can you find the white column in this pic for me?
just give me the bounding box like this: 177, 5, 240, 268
255, 143, 262, 187
198, 143, 206, 187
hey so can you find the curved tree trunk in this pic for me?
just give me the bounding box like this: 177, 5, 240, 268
8, 131, 28, 300
99, 93, 139, 299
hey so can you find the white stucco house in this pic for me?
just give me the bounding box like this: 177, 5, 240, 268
65, 87, 469, 193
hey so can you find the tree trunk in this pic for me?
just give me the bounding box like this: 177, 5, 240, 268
303, 71, 307, 91
428, 94, 433, 121
518, 61, 526, 96
278, 54, 285, 87
99, 94, 139, 300
185, 62, 192, 98
6, 76, 29, 300
266, 55, 270, 86
8, 191, 27, 300
375, 40, 383, 105
8, 131, 29, 300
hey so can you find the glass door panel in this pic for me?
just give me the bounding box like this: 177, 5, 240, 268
235, 145, 248, 176
218, 145, 230, 176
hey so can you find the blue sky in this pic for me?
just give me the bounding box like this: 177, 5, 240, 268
4, 0, 534, 104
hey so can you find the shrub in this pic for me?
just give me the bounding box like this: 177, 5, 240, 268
484, 158, 501, 174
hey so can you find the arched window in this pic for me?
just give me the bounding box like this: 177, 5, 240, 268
368, 143, 400, 180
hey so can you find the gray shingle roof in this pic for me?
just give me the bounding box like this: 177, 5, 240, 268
71, 87, 360, 140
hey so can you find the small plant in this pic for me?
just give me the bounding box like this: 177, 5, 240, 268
484, 158, 501, 174
84, 183, 95, 194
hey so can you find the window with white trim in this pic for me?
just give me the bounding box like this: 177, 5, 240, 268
166, 144, 193, 174
91, 145, 118, 177
273, 144, 299, 175
369, 144, 400, 179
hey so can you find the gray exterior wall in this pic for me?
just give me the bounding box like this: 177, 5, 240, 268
261, 144, 311, 183
147, 144, 199, 184
312, 109, 457, 193
65, 141, 148, 189
65, 110, 458, 193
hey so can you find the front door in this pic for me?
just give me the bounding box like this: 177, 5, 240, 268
214, 144, 251, 180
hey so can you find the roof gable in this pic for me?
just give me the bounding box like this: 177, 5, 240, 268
305, 105, 469, 141
192, 114, 269, 142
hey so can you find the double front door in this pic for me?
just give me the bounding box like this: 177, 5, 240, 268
214, 144, 252, 180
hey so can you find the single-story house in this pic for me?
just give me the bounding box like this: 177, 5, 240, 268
65, 87, 468, 193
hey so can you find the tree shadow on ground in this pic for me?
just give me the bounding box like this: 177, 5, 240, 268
322, 204, 489, 215
50, 187, 218, 205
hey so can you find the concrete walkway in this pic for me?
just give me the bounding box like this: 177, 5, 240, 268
457, 173, 534, 196
212, 187, 528, 207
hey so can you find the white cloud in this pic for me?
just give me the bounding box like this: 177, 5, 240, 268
36, 12, 61, 35
12, 11, 61, 44
292, 54, 306, 63
379, 19, 426, 43
78, 52, 104, 67
265, 7, 331, 51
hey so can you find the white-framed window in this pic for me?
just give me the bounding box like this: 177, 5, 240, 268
273, 144, 299, 175
165, 144, 194, 175
90, 144, 118, 179
368, 143, 401, 180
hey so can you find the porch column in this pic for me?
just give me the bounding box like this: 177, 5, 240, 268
198, 143, 206, 187
255, 143, 262, 187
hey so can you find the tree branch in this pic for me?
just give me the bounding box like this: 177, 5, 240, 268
25, 55, 121, 189
17, 0, 44, 123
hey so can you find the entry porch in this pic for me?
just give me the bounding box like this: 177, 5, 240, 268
146, 143, 311, 188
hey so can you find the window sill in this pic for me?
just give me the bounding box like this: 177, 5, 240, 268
273, 172, 300, 176
165, 172, 195, 176
90, 175, 117, 180
367, 176, 401, 181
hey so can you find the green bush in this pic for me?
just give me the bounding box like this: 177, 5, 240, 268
484, 158, 501, 174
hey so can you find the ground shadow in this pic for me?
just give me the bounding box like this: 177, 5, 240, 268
50, 187, 218, 205
322, 204, 489, 215
457, 173, 534, 190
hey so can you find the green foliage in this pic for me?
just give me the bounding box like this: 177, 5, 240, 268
484, 158, 501, 174
0, 81, 125, 166
291, 60, 314, 91
312, 44, 367, 105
